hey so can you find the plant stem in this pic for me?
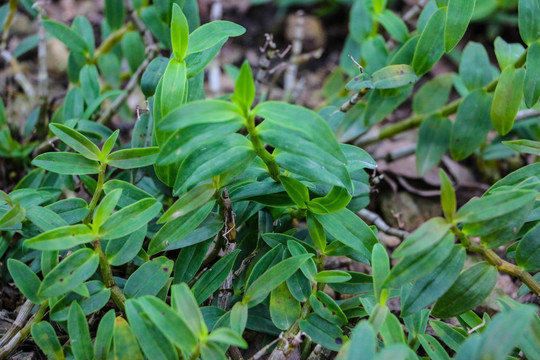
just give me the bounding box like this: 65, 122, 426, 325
94, 238, 126, 311
93, 22, 133, 61
84, 163, 107, 224
246, 113, 280, 181
355, 48, 530, 147
451, 226, 540, 298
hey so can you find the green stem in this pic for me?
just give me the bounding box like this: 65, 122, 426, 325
84, 163, 107, 224
94, 238, 126, 311
246, 113, 280, 181
451, 225, 540, 298
92, 22, 133, 61
355, 48, 529, 146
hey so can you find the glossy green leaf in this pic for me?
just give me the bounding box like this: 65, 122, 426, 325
491, 66, 525, 135
50, 123, 101, 161
518, 0, 540, 46
412, 73, 453, 115
171, 283, 207, 337
230, 301, 248, 335
308, 186, 351, 214
314, 209, 378, 263
7, 259, 42, 303
418, 334, 450, 360
99, 198, 161, 240
0, 204, 25, 230
416, 115, 451, 176
31, 322, 65, 360
113, 317, 143, 360
503, 139, 540, 156
445, 0, 475, 52
42, 19, 88, 54
371, 65, 417, 89
349, 1, 372, 44
429, 320, 467, 351
149, 201, 216, 254
136, 296, 197, 353
232, 60, 255, 113
394, 217, 451, 258
456, 189, 537, 223
159, 184, 215, 223
459, 42, 494, 91
380, 312, 407, 345
244, 254, 312, 306
314, 270, 352, 284
374, 9, 408, 43
32, 152, 100, 175
494, 37, 525, 70
402, 245, 465, 316
186, 21, 245, 56
372, 243, 390, 304
208, 327, 248, 348
336, 321, 376, 360
82, 89, 124, 120
106, 147, 159, 169
270, 282, 301, 330
307, 212, 326, 252
173, 134, 254, 194
68, 302, 93, 360
516, 222, 540, 271
124, 257, 173, 298
93, 188, 122, 230
94, 310, 115, 360
26, 206, 67, 232
439, 169, 456, 221
279, 176, 309, 208
125, 301, 178, 360
170, 4, 189, 61
121, 31, 145, 73
49, 281, 110, 322
192, 249, 241, 304
450, 89, 493, 160
103, 179, 152, 207
299, 314, 345, 351
173, 241, 212, 284
25, 224, 95, 251
412, 7, 446, 76
80, 65, 100, 105
39, 248, 99, 297
524, 41, 540, 107
141, 57, 168, 97
310, 291, 348, 326
104, 0, 125, 30
106, 225, 146, 266
385, 232, 454, 288
160, 59, 187, 117
432, 262, 497, 318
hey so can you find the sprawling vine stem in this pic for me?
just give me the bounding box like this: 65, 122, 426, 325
451, 225, 540, 298
355, 48, 530, 146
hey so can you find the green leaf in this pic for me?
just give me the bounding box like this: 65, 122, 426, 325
93, 189, 122, 229
7, 259, 43, 303
416, 115, 451, 176
491, 66, 525, 135
173, 241, 212, 284
336, 321, 376, 360
141, 57, 168, 97
456, 189, 537, 224
371, 65, 417, 89
42, 19, 88, 54
450, 90, 493, 160
418, 334, 450, 360
243, 254, 313, 306
349, 1, 372, 44
314, 209, 378, 262
445, 0, 475, 52
524, 41, 540, 108
299, 314, 345, 352
494, 37, 525, 70
99, 198, 162, 240
160, 59, 187, 117
439, 169, 456, 221
412, 73, 453, 115
82, 89, 124, 120
25, 224, 95, 251
380, 313, 407, 345
125, 301, 178, 360
80, 65, 100, 105
103, 179, 152, 207
192, 249, 241, 304
49, 281, 110, 322
106, 147, 159, 169
412, 7, 447, 76
459, 42, 494, 91
170, 4, 189, 61
503, 139, 540, 156
270, 282, 301, 330
0, 204, 25, 230
104, 0, 125, 30
68, 302, 94, 360
231, 61, 255, 113
39, 248, 99, 297
372, 243, 390, 304
113, 317, 143, 360
429, 320, 467, 351
50, 123, 101, 161
314, 270, 352, 284
173, 134, 254, 195
516, 222, 540, 271
171, 283, 207, 337
394, 217, 451, 258
518, 0, 540, 46
374, 10, 409, 43
384, 232, 454, 288
208, 327, 248, 348
401, 245, 465, 316
310, 291, 348, 326
230, 301, 248, 335
135, 296, 197, 354
106, 226, 146, 266
308, 186, 351, 214
431, 262, 497, 318
149, 201, 216, 254
307, 212, 326, 252
124, 257, 173, 298
121, 31, 145, 73
32, 152, 100, 175
279, 176, 309, 208
31, 322, 65, 360
186, 21, 245, 56
200, 342, 227, 360
159, 184, 215, 223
